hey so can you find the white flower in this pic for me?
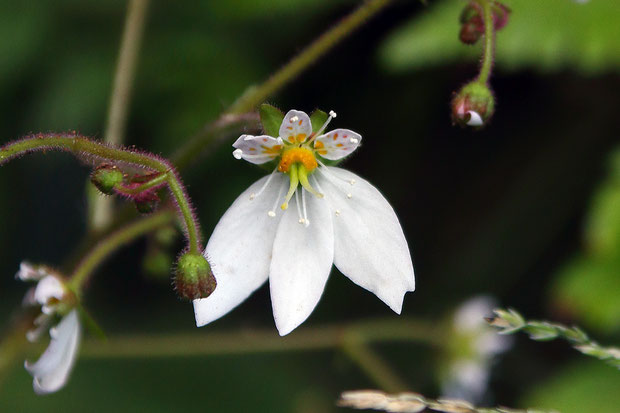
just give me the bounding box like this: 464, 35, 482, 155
194, 109, 415, 336
18, 262, 82, 394
25, 309, 81, 395
441, 296, 512, 403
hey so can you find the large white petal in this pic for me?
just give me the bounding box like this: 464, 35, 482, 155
269, 189, 334, 336
25, 309, 81, 395
316, 167, 415, 313
194, 173, 287, 327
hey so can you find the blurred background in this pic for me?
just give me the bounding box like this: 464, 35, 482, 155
0, 0, 619, 411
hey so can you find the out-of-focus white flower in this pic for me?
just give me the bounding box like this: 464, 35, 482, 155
194, 109, 415, 336
17, 262, 82, 394
25, 309, 81, 395
441, 296, 512, 403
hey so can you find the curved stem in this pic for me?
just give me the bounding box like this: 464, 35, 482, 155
173, 0, 393, 169
115, 172, 167, 195
0, 134, 202, 253
476, 0, 495, 84
69, 210, 174, 292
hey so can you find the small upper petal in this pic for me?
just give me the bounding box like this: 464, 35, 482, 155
232, 134, 284, 164
279, 110, 312, 144
16, 262, 45, 281
194, 173, 288, 327
314, 129, 362, 160
317, 167, 414, 313
25, 309, 81, 395
269, 189, 334, 336
33, 275, 65, 307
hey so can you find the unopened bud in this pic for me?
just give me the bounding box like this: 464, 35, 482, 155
91, 164, 123, 195
451, 81, 495, 128
134, 195, 160, 214
458, 1, 511, 45
174, 253, 216, 300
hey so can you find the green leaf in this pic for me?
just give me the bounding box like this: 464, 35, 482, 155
550, 255, 620, 333
310, 109, 328, 134
379, 0, 620, 74
259, 104, 284, 137
522, 360, 620, 413
585, 150, 620, 256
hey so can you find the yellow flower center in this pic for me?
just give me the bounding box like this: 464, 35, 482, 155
278, 147, 318, 173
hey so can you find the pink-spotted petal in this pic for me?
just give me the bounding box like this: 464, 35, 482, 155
314, 129, 362, 160
232, 134, 284, 165
279, 110, 312, 144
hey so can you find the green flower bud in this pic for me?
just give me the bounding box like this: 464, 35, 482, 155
90, 164, 123, 195
451, 81, 495, 128
174, 253, 216, 300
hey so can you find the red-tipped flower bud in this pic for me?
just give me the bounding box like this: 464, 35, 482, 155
451, 81, 495, 128
91, 164, 123, 195
174, 253, 216, 300
458, 1, 511, 45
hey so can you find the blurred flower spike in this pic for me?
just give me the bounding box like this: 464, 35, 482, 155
17, 262, 82, 395
441, 296, 512, 403
194, 106, 415, 336
451, 81, 495, 128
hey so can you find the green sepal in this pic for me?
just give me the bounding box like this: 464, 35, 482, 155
309, 109, 328, 134
259, 104, 284, 137
76, 303, 106, 341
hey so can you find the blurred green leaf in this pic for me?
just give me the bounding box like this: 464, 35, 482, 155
522, 360, 620, 413
309, 109, 328, 133
379, 0, 620, 74
551, 255, 620, 333
550, 148, 620, 333
259, 104, 285, 137
586, 150, 620, 255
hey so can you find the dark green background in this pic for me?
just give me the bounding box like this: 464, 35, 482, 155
1, 0, 619, 411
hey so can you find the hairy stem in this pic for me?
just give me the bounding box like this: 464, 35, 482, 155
93, 0, 150, 230
69, 210, 174, 292
0, 134, 201, 253
476, 0, 495, 84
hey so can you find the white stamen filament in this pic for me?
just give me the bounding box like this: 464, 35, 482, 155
295, 190, 305, 225
268, 181, 286, 218
250, 166, 278, 200
316, 166, 355, 201
350, 138, 359, 144
301, 188, 310, 227
290, 115, 299, 122
309, 109, 337, 143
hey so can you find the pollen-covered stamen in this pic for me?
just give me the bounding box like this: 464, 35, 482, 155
308, 110, 337, 144
232, 149, 243, 159
281, 163, 300, 210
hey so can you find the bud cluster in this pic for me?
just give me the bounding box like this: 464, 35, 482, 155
90, 164, 165, 214
459, 1, 510, 45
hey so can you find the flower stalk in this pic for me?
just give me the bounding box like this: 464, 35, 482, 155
0, 133, 202, 254
486, 308, 620, 369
